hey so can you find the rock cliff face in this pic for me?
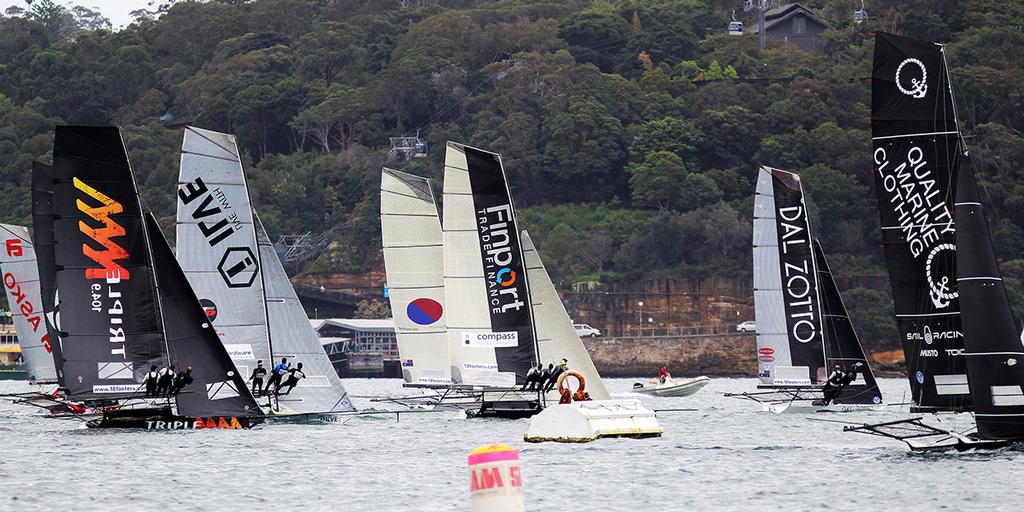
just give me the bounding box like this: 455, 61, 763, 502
582, 334, 755, 378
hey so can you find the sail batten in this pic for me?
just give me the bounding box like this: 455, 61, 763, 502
871, 32, 970, 411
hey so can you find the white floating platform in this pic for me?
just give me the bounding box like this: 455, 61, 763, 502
523, 399, 663, 443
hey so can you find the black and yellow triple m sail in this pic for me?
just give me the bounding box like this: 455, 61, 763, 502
871, 32, 970, 412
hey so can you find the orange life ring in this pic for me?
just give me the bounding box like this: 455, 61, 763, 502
556, 370, 587, 403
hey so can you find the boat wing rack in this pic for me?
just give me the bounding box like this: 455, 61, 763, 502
844, 417, 949, 441
843, 417, 1013, 451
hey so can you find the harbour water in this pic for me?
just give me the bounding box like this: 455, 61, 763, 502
0, 377, 1015, 511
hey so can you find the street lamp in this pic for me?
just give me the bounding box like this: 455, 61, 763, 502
637, 301, 644, 337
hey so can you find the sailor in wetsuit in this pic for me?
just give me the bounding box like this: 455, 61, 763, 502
821, 364, 845, 405
157, 364, 176, 397
277, 362, 305, 395
264, 357, 289, 395
522, 364, 543, 391
250, 360, 267, 397
145, 365, 159, 397
170, 366, 194, 396
545, 359, 568, 392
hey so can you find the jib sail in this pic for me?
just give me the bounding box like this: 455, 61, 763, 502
752, 166, 825, 385
871, 32, 969, 411
956, 165, 1024, 439
145, 213, 262, 417
0, 224, 57, 383
50, 126, 165, 399
381, 168, 450, 385
442, 142, 537, 386
522, 230, 609, 400
813, 240, 883, 405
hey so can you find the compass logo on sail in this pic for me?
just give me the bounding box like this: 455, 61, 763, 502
895, 58, 928, 99
925, 243, 957, 309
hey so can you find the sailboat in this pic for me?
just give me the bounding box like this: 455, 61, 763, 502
728, 166, 882, 413
379, 142, 609, 418
46, 125, 263, 429
847, 33, 1024, 450
868, 31, 970, 413
174, 127, 353, 420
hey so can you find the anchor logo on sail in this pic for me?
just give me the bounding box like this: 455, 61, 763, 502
925, 243, 957, 309
895, 58, 928, 98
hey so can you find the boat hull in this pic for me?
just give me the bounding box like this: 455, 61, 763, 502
86, 407, 263, 430
632, 376, 710, 397
466, 400, 543, 419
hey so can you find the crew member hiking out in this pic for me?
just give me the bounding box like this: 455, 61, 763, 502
277, 362, 305, 396
170, 367, 194, 396
145, 365, 159, 398
250, 360, 267, 397
265, 357, 289, 395
157, 365, 176, 397
522, 364, 543, 392
545, 359, 568, 393
821, 364, 845, 406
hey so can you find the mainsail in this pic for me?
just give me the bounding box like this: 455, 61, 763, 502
51, 126, 165, 399
176, 126, 270, 381
380, 168, 450, 385
442, 142, 537, 386
522, 230, 609, 400
752, 166, 824, 385
0, 224, 57, 383
871, 32, 969, 411
813, 240, 882, 405
146, 213, 262, 417
254, 212, 353, 412
956, 165, 1024, 439
31, 161, 65, 386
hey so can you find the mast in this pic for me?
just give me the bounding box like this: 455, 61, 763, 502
442, 142, 538, 386
751, 166, 825, 386
812, 240, 883, 405
380, 168, 451, 385
870, 32, 970, 411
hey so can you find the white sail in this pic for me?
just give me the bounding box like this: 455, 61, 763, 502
176, 126, 270, 380
0, 224, 56, 383
380, 168, 450, 385
255, 213, 353, 412
753, 166, 797, 385
522, 231, 609, 400
442, 142, 537, 386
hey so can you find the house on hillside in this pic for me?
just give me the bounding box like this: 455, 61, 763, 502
754, 3, 829, 54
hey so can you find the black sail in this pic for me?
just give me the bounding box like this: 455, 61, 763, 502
31, 161, 66, 387
813, 240, 883, 405
956, 166, 1024, 439
51, 126, 165, 399
144, 214, 262, 418
465, 146, 538, 382
871, 32, 970, 411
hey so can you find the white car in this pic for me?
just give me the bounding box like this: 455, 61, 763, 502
736, 320, 756, 333
573, 323, 602, 337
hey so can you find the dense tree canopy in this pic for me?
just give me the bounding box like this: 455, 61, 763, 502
1, 0, 1023, 349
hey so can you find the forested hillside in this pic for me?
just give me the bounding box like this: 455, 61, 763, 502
1, 0, 1023, 346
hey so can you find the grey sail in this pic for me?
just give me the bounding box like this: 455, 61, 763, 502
380, 168, 450, 385
0, 224, 57, 383
255, 212, 353, 412
175, 126, 271, 385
